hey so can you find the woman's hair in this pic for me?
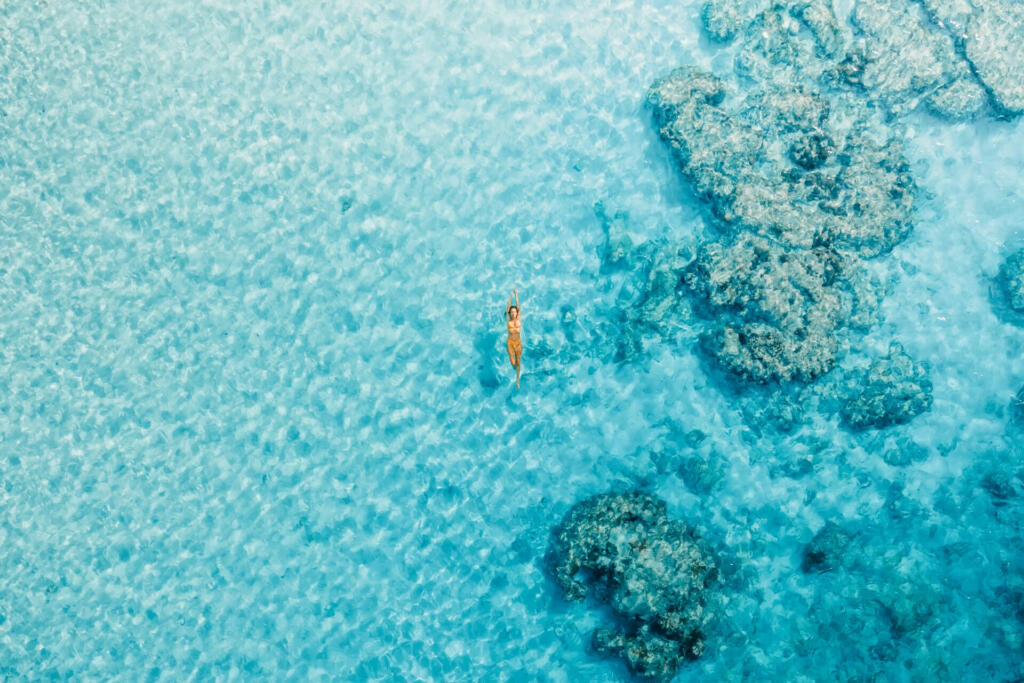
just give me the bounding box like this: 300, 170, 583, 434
508, 305, 519, 316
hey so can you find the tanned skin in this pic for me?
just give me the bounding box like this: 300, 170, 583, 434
506, 288, 522, 389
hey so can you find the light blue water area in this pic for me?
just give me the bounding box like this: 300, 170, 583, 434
1, 0, 1023, 680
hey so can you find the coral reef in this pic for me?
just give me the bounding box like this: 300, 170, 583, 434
734, 5, 824, 82
845, 0, 1024, 117
701, 0, 771, 43
625, 243, 695, 340
549, 492, 717, 679
915, 0, 974, 34
594, 204, 697, 363
799, 519, 944, 653
647, 67, 915, 257
593, 0, 1024, 677
645, 63, 914, 387
635, 0, 1021, 410
801, 521, 854, 573
700, 0, 1024, 119
963, 1, 1024, 116
790, 0, 845, 58
592, 625, 690, 680
845, 0, 986, 118
839, 343, 933, 430
682, 234, 847, 383
677, 449, 730, 495
882, 440, 931, 467
788, 131, 835, 170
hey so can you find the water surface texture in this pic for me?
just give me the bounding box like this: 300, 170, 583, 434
1, 0, 1023, 680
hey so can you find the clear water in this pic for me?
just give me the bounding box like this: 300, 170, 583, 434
1, 0, 1022, 680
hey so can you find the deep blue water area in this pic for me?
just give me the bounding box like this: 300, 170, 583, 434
1, 0, 1024, 680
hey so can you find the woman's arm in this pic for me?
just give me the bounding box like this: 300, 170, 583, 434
514, 288, 520, 312
506, 292, 513, 319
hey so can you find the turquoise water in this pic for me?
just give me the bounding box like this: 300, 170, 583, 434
1, 0, 1023, 680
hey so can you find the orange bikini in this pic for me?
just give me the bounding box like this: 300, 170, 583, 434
507, 331, 522, 363
507, 315, 522, 365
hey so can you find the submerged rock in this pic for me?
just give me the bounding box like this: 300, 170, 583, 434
802, 521, 854, 572
644, 64, 915, 388
683, 234, 847, 383
628, 243, 694, 335
549, 491, 717, 679
677, 450, 730, 494
597, 203, 634, 272
791, 0, 846, 58
639, 0, 1024, 415
980, 469, 1019, 504
593, 624, 693, 680
734, 6, 822, 82
842, 0, 1024, 117
917, 0, 974, 35
647, 66, 916, 257
845, 0, 986, 119
997, 249, 1024, 314
840, 343, 933, 430
612, 239, 696, 363
701, 0, 845, 57
796, 517, 952, 673
882, 440, 931, 467
699, 0, 1024, 121
701, 0, 763, 42
964, 1, 1024, 116
789, 131, 835, 170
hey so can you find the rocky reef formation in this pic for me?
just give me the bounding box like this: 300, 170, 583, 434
645, 64, 915, 387
681, 235, 846, 383
997, 249, 1024, 314
612, 0, 1019, 430
839, 343, 933, 430
882, 440, 931, 467
844, 0, 987, 119
801, 521, 854, 572
701, 0, 1024, 119
593, 205, 698, 363
798, 519, 943, 643
957, 1, 1024, 116
647, 67, 915, 258
775, 469, 1024, 678
548, 491, 718, 679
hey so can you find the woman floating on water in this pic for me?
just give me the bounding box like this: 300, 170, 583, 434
506, 288, 523, 389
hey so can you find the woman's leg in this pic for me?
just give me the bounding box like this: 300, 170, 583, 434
507, 339, 516, 367
514, 347, 522, 388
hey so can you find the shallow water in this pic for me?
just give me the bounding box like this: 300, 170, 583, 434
1, 0, 1023, 680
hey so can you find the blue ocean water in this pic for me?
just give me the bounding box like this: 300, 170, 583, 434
1, 0, 1023, 680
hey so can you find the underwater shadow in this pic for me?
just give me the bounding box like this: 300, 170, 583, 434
473, 316, 504, 394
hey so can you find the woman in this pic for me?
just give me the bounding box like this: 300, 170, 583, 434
506, 288, 522, 389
